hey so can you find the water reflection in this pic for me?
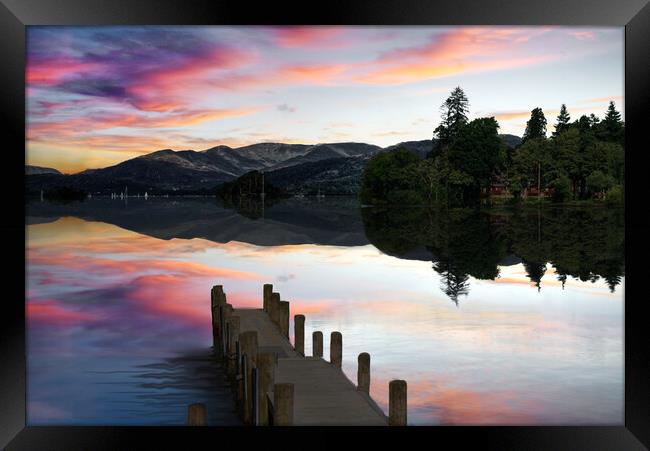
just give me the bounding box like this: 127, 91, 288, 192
361, 206, 624, 303
26, 198, 624, 425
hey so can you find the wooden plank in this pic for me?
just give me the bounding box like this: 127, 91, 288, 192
234, 308, 297, 358
231, 306, 388, 426
276, 358, 387, 426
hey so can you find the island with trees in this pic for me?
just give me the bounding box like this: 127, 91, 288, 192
360, 87, 624, 206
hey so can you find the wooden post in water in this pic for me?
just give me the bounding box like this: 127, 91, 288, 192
187, 403, 207, 426
269, 292, 281, 327
226, 316, 240, 378
221, 304, 233, 359
273, 383, 294, 426
211, 285, 226, 352
240, 353, 248, 420
330, 332, 342, 368
219, 305, 226, 358
210, 286, 220, 350
257, 352, 277, 426
235, 340, 242, 400
211, 285, 223, 309
294, 315, 305, 355
279, 301, 290, 338
389, 380, 407, 426
312, 331, 323, 358
357, 352, 370, 394
251, 367, 259, 426
239, 331, 258, 424
263, 284, 273, 312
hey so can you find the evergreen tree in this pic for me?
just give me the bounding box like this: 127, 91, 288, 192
601, 101, 624, 143
522, 107, 547, 143
552, 104, 571, 137
434, 87, 469, 147
448, 117, 502, 197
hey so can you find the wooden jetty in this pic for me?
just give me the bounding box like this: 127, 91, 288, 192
188, 284, 408, 426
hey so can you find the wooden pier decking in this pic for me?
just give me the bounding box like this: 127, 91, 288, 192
188, 284, 407, 426
235, 308, 387, 425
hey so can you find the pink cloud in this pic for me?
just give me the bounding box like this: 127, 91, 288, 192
570, 31, 596, 40
272, 27, 344, 48
356, 27, 558, 85
127, 47, 257, 112
26, 58, 106, 86
371, 377, 540, 425
27, 299, 98, 326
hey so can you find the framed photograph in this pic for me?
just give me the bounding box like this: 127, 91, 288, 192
3, 0, 649, 448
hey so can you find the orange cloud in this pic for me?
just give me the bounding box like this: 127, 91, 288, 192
580, 96, 624, 105
356, 27, 557, 85
371, 377, 539, 425
488, 105, 612, 123
29, 252, 263, 281
29, 107, 260, 138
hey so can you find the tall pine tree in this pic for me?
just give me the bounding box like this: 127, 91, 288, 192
553, 104, 571, 137
522, 107, 547, 143
434, 87, 469, 147
602, 101, 623, 143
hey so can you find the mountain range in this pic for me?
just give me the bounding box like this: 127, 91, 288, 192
26, 135, 521, 196
26, 165, 62, 175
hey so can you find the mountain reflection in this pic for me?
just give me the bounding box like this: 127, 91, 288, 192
27, 197, 624, 302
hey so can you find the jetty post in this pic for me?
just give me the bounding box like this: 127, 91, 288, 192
257, 352, 277, 426
251, 367, 259, 425
211, 285, 225, 350
263, 284, 273, 312
226, 316, 240, 377
330, 332, 342, 368
273, 383, 294, 426
187, 403, 207, 426
269, 292, 281, 328
294, 315, 305, 356
389, 380, 407, 426
312, 331, 323, 358
219, 305, 226, 357
279, 301, 290, 338
209, 284, 406, 426
239, 331, 259, 424
222, 304, 234, 358
357, 353, 370, 394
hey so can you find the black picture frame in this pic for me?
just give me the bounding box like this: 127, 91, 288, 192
2, 0, 649, 448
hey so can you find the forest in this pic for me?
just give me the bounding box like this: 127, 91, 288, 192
360, 87, 625, 206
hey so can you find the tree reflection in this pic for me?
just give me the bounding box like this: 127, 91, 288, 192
361, 205, 624, 303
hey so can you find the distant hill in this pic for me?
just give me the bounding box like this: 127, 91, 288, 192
26, 165, 61, 175
25, 136, 520, 196
499, 134, 522, 149
384, 139, 436, 158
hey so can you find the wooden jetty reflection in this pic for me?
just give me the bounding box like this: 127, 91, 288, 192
188, 284, 407, 426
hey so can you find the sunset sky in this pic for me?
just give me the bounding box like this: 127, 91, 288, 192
26, 26, 624, 174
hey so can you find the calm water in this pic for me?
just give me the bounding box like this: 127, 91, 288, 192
26, 197, 624, 425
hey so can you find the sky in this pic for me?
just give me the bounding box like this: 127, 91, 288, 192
26, 26, 624, 174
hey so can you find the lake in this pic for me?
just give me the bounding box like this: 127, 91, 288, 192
25, 196, 624, 425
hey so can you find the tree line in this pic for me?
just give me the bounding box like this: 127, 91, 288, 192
360, 87, 624, 206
